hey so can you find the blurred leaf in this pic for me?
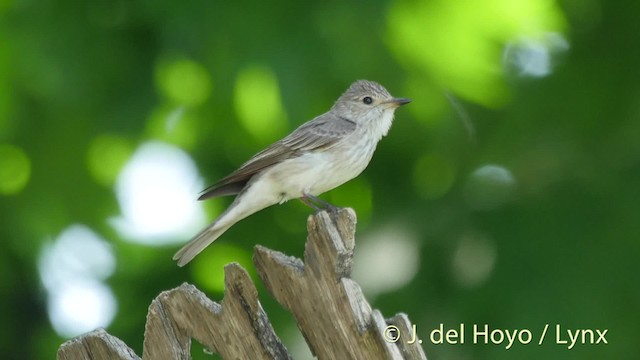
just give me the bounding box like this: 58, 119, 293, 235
234, 64, 288, 143
0, 143, 30, 194
155, 57, 212, 107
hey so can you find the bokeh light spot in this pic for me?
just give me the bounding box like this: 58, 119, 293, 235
234, 65, 287, 142
0, 143, 31, 195
464, 164, 516, 210
504, 33, 569, 78
48, 280, 117, 338
353, 225, 419, 298
146, 105, 199, 150
39, 225, 116, 289
87, 134, 133, 187
111, 141, 205, 244
156, 57, 212, 106
451, 232, 497, 288
38, 224, 117, 338
387, 0, 566, 106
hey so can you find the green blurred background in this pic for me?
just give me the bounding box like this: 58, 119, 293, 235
1, 0, 638, 359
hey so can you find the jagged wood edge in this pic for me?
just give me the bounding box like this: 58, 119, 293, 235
253, 208, 427, 360
142, 265, 291, 359
58, 208, 427, 360
57, 328, 140, 360
387, 313, 428, 359
57, 264, 291, 360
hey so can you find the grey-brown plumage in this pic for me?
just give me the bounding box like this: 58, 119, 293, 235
174, 80, 410, 266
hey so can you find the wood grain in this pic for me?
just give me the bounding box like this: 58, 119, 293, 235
56, 208, 426, 360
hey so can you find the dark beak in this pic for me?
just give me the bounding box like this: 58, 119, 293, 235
388, 98, 412, 107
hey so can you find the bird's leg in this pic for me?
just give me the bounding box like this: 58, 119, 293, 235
299, 195, 322, 212
300, 192, 340, 213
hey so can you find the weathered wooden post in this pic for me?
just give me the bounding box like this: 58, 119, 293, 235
57, 208, 427, 360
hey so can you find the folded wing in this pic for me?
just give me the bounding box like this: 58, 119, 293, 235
198, 113, 357, 200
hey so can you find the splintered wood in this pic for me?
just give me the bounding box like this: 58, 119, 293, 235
57, 208, 426, 360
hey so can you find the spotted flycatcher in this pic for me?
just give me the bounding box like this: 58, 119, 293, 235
174, 80, 411, 266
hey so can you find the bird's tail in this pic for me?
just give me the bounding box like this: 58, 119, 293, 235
174, 179, 278, 266
173, 220, 234, 266
173, 187, 272, 266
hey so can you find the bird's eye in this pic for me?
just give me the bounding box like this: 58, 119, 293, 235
362, 96, 373, 105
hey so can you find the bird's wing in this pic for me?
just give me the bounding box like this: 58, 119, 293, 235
198, 113, 357, 200
280, 113, 357, 150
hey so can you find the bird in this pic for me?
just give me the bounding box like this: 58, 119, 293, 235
173, 80, 411, 266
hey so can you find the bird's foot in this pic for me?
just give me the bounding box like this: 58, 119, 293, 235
300, 193, 340, 214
